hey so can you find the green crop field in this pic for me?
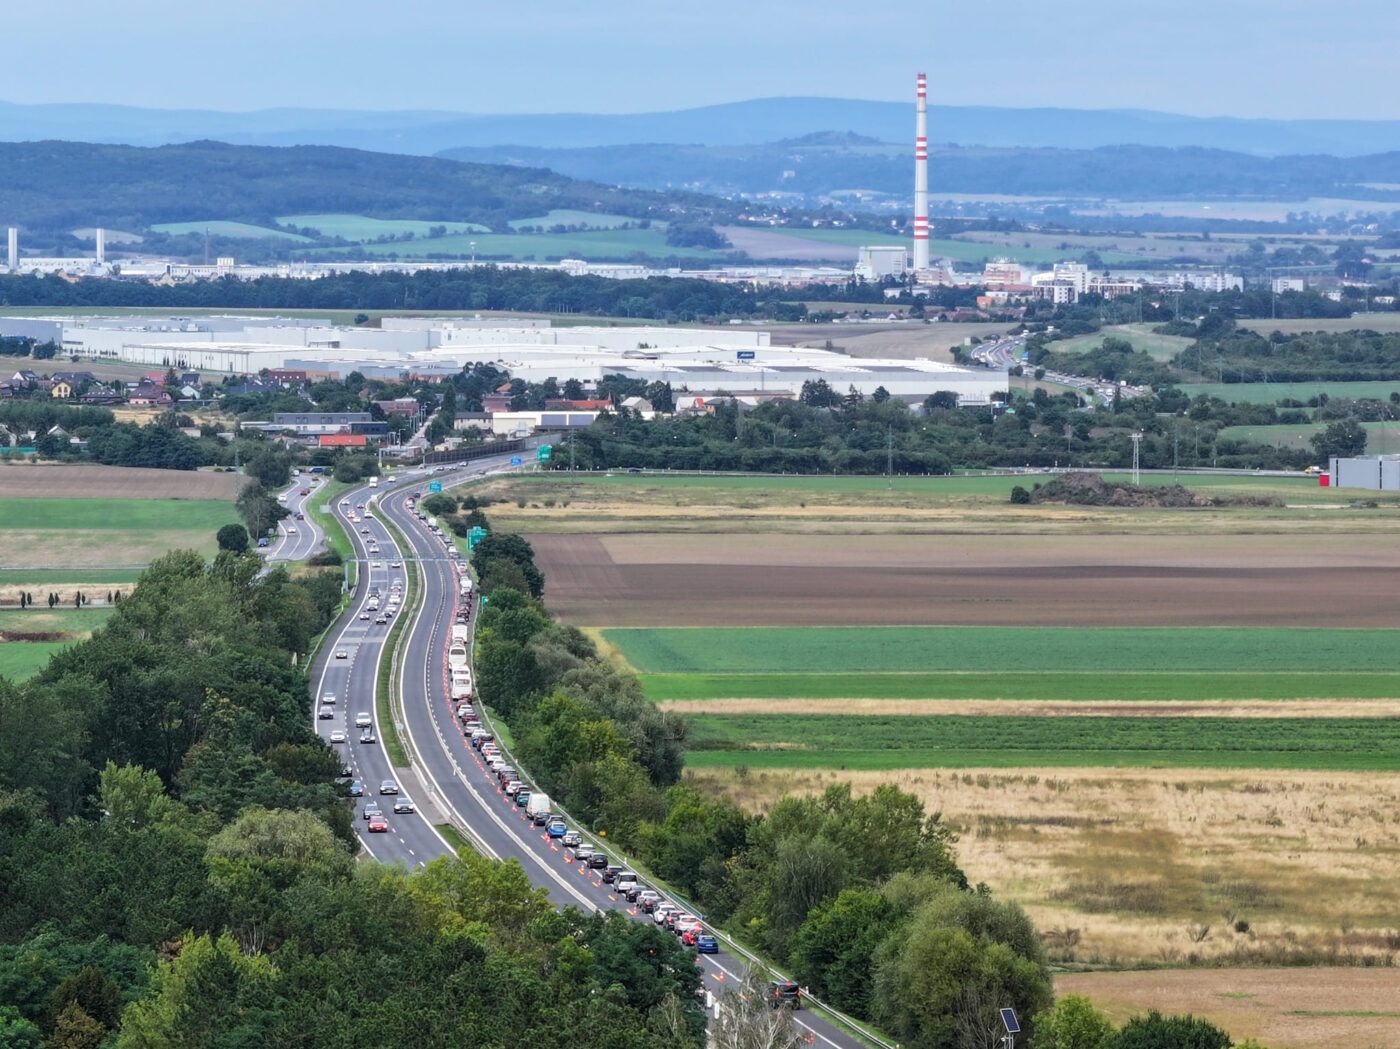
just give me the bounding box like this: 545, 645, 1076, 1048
151, 221, 311, 242
0, 498, 237, 532
277, 214, 489, 240
682, 714, 1400, 771
0, 643, 67, 681
507, 210, 636, 230
1179, 380, 1400, 403
0, 568, 144, 584
640, 671, 1400, 704
308, 228, 718, 261
1218, 421, 1400, 454
604, 626, 1400, 675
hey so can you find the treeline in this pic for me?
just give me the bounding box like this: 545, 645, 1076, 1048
547, 381, 1331, 474
460, 511, 1054, 1044
0, 267, 807, 321
0, 551, 708, 1049
1169, 326, 1400, 383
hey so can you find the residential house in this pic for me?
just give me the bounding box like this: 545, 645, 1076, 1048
373, 398, 420, 417
10, 370, 38, 387
50, 380, 73, 399
129, 385, 173, 407
319, 434, 368, 448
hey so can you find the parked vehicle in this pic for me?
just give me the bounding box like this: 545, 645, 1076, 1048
525, 793, 551, 820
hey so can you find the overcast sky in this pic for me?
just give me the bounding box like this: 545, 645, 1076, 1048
9, 0, 1399, 119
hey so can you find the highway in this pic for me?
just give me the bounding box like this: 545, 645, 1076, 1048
302, 456, 887, 1049
306, 473, 452, 867
970, 332, 1151, 404
265, 475, 325, 563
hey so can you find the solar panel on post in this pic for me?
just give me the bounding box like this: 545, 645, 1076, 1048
1000, 1009, 1020, 1034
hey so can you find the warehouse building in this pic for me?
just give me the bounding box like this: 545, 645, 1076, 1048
1328, 455, 1400, 490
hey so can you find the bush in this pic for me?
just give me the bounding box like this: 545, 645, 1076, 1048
1010, 485, 1031, 504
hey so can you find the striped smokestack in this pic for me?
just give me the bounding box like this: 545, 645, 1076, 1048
913, 72, 929, 272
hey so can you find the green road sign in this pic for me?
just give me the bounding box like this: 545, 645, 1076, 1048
429, 481, 443, 492
467, 526, 489, 550
537, 445, 552, 462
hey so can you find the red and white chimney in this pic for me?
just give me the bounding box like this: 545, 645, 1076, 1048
913, 72, 929, 272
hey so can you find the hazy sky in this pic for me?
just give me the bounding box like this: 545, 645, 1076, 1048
10, 0, 1400, 119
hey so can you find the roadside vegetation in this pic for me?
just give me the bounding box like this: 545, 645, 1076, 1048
0, 551, 708, 1049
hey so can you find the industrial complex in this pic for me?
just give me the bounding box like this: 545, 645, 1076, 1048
0, 313, 1007, 404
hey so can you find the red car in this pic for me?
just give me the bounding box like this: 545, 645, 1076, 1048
300, 488, 310, 495
680, 925, 704, 947
367, 816, 389, 833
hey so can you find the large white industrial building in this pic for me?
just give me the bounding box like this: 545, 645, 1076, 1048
0, 313, 1007, 403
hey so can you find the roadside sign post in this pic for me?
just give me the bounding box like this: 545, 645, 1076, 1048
509, 456, 522, 467
537, 445, 552, 463
429, 481, 443, 493
467, 526, 488, 550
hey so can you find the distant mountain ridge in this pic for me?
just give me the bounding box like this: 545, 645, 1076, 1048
438, 140, 1400, 205
3, 97, 1400, 156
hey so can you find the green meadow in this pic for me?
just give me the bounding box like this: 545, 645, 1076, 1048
683, 714, 1400, 771
605, 626, 1400, 675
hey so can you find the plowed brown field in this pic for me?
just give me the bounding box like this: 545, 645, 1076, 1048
529, 532, 1400, 628
0, 463, 247, 500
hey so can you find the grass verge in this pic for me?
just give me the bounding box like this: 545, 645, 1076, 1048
436, 823, 470, 855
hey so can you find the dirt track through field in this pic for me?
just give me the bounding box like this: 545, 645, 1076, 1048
529, 532, 1400, 628
0, 463, 247, 500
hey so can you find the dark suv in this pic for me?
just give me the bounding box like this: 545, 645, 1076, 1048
768, 981, 801, 1010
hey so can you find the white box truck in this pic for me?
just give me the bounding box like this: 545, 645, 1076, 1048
526, 793, 550, 820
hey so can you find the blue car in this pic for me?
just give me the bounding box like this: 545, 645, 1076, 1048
546, 819, 567, 838
347, 781, 364, 797
696, 934, 718, 954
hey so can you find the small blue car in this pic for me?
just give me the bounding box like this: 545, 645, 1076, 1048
696, 934, 718, 954
348, 781, 364, 797
546, 819, 567, 838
